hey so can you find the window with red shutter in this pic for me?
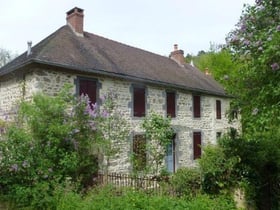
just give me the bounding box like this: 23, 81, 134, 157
78, 78, 97, 104
133, 86, 145, 117
193, 131, 202, 160
216, 100, 221, 119
193, 95, 201, 118
133, 135, 146, 171
166, 91, 176, 118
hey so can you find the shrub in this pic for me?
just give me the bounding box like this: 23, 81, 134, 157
0, 86, 129, 209
170, 167, 201, 197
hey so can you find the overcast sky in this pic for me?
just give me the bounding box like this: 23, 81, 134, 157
1, 0, 255, 57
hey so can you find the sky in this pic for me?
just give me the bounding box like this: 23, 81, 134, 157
1, 0, 255, 57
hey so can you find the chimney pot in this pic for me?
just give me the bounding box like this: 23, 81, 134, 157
27, 41, 32, 56
169, 44, 185, 66
66, 7, 84, 37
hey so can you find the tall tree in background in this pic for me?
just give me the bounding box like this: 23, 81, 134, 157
0, 48, 14, 67
191, 44, 241, 95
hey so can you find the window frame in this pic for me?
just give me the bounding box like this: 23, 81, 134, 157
193, 95, 201, 118
132, 134, 147, 172
132, 85, 146, 117
166, 91, 176, 118
76, 77, 98, 105
216, 100, 221, 119
193, 131, 202, 160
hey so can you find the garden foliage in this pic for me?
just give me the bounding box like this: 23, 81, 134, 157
0, 86, 129, 209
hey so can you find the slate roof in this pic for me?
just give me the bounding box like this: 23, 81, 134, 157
0, 25, 227, 97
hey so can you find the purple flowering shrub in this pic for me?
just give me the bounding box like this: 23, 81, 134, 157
0, 85, 129, 208
226, 0, 280, 209
226, 0, 280, 135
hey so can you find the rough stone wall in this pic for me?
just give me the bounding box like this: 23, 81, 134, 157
0, 76, 24, 120
0, 68, 239, 174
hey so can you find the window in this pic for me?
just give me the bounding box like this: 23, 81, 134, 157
216, 100, 221, 119
193, 95, 201, 118
133, 86, 146, 117
193, 131, 202, 160
132, 135, 146, 171
78, 78, 97, 104
166, 91, 176, 118
216, 132, 222, 139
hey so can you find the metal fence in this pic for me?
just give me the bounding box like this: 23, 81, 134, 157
96, 173, 173, 195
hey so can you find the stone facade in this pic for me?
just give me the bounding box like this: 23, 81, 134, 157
0, 68, 239, 173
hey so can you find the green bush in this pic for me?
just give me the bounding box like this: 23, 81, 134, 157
170, 167, 201, 197
0, 86, 129, 209
54, 186, 237, 210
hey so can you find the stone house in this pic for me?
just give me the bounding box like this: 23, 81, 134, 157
0, 7, 238, 174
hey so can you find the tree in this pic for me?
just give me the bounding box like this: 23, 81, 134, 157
225, 1, 280, 209
0, 48, 15, 67
192, 45, 241, 95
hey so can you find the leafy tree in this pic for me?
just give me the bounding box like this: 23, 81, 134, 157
0, 85, 129, 208
140, 113, 174, 175
0, 48, 15, 67
227, 0, 280, 135
192, 44, 241, 95
224, 1, 280, 208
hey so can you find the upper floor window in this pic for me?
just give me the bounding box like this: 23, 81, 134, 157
77, 78, 97, 104
132, 134, 147, 172
166, 91, 176, 118
133, 86, 146, 117
216, 100, 221, 119
193, 95, 201, 118
193, 131, 202, 160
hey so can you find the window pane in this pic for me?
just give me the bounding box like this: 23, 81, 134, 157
193, 95, 201, 118
79, 79, 97, 104
133, 87, 145, 117
133, 135, 146, 171
216, 100, 221, 119
193, 132, 201, 159
167, 92, 176, 118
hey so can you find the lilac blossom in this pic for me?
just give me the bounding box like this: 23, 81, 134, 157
258, 46, 263, 51
102, 110, 109, 118
276, 25, 280, 32
243, 39, 250, 46
230, 35, 239, 43
271, 63, 279, 71
10, 164, 18, 172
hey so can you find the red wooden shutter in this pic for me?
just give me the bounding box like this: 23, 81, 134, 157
133, 87, 145, 117
216, 100, 221, 119
193, 132, 201, 159
79, 79, 97, 104
167, 92, 176, 118
193, 95, 201, 118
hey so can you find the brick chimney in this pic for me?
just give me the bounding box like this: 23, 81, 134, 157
169, 44, 185, 66
66, 7, 84, 37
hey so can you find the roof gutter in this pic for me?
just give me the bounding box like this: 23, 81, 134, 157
0, 58, 230, 98
33, 59, 230, 98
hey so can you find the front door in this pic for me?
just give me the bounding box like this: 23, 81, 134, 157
165, 138, 175, 173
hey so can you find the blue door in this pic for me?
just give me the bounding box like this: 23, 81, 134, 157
165, 139, 175, 173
